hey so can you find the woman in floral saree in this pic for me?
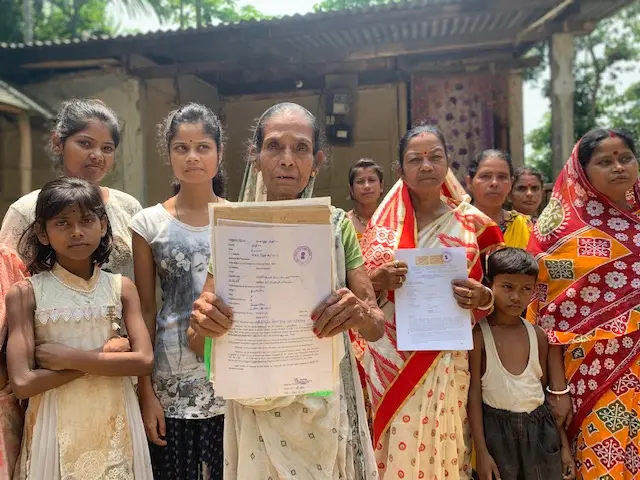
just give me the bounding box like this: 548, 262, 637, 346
188, 102, 383, 480
359, 125, 504, 479
527, 128, 640, 479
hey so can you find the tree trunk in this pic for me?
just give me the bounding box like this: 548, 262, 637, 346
22, 0, 34, 43
196, 0, 202, 28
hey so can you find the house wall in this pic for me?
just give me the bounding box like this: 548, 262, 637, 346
221, 83, 407, 209
0, 115, 51, 215
3, 65, 521, 217
5, 78, 403, 212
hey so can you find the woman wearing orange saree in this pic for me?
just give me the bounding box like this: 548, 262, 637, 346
527, 128, 640, 479
360, 125, 504, 479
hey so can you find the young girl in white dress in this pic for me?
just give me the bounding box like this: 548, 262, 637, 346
5, 177, 154, 479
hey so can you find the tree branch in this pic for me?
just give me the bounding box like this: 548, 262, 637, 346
68, 0, 82, 38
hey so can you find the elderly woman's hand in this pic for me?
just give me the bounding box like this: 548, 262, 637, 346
190, 291, 234, 339
311, 288, 371, 338
370, 260, 409, 292
451, 278, 492, 310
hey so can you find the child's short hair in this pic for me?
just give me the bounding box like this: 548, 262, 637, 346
486, 247, 539, 283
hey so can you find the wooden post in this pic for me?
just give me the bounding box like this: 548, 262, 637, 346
507, 70, 525, 169
550, 32, 575, 181
18, 113, 32, 196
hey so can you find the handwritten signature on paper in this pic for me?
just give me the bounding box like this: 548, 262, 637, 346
294, 377, 311, 385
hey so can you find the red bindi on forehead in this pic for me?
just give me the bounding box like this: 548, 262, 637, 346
409, 150, 442, 155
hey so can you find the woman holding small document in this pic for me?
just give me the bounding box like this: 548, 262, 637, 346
359, 125, 504, 480
189, 102, 384, 479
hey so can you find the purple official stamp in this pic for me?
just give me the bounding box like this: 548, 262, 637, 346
442, 250, 453, 263
294, 246, 312, 265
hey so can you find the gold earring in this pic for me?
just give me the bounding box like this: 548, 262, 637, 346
311, 171, 317, 178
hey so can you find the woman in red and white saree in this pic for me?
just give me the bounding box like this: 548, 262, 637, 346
359, 126, 504, 480
527, 128, 640, 479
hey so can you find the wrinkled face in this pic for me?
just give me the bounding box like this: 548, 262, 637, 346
351, 167, 383, 205
584, 137, 638, 203
38, 203, 107, 264
169, 122, 220, 186
399, 133, 449, 194
256, 111, 322, 201
55, 120, 116, 184
511, 174, 543, 216
467, 156, 512, 210
491, 273, 536, 317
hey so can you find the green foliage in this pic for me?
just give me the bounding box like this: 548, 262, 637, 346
0, 0, 24, 43
313, 0, 389, 13
0, 0, 115, 43
526, 3, 640, 178
144, 0, 265, 26
0, 0, 265, 44
526, 113, 553, 182
35, 0, 113, 39
608, 82, 640, 141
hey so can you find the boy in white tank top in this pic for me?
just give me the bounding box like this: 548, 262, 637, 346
469, 248, 576, 480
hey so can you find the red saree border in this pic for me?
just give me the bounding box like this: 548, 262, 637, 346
372, 182, 440, 448
372, 350, 441, 446
367, 181, 442, 447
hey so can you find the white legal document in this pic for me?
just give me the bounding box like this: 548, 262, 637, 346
394, 247, 473, 351
213, 223, 335, 399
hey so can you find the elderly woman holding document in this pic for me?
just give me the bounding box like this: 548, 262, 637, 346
188, 102, 384, 480
358, 125, 504, 480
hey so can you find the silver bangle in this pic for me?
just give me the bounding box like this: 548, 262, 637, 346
546, 385, 570, 395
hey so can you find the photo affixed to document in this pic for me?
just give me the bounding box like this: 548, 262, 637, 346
213, 223, 335, 399
394, 247, 473, 351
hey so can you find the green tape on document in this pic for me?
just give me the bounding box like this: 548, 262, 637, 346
204, 336, 212, 380
308, 391, 332, 397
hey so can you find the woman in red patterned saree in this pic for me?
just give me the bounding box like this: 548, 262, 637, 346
359, 125, 504, 479
527, 128, 640, 479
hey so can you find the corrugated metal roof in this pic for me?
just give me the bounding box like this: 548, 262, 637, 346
278, 8, 539, 55
0, 0, 560, 78
0, 0, 632, 54
0, 0, 632, 81
0, 81, 54, 117
0, 0, 631, 53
